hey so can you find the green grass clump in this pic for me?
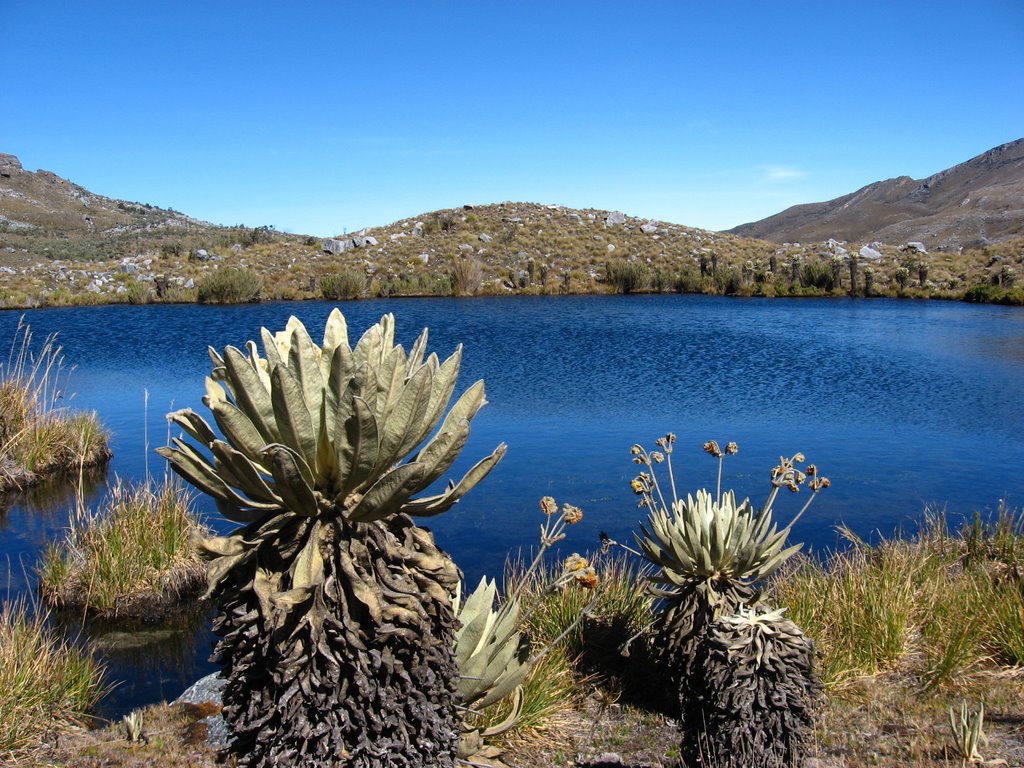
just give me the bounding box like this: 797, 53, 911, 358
507, 552, 654, 664
0, 599, 106, 763
771, 505, 1024, 690
195, 266, 263, 303
604, 260, 651, 293
39, 478, 207, 618
0, 320, 109, 494
319, 268, 366, 300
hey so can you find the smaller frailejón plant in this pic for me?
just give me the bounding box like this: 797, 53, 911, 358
159, 310, 505, 768
948, 701, 1006, 767
454, 498, 596, 768
453, 577, 531, 767
631, 435, 827, 768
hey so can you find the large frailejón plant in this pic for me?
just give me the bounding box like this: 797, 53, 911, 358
159, 310, 505, 767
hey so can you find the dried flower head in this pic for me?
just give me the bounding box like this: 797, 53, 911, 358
540, 496, 558, 516
563, 504, 583, 524
630, 444, 643, 456
725, 441, 739, 455
704, 440, 723, 458
574, 566, 599, 589
651, 451, 665, 464
806, 464, 817, 476
810, 475, 831, 491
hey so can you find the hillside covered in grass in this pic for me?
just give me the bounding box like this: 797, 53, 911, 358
2, 153, 1022, 307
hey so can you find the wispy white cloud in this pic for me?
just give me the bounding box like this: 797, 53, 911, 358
762, 165, 807, 182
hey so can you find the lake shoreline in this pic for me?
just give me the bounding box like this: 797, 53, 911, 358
2, 281, 1023, 312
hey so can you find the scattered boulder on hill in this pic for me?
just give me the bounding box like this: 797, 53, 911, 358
859, 245, 883, 261
322, 238, 352, 255
606, 211, 627, 226
641, 221, 658, 234
905, 241, 928, 254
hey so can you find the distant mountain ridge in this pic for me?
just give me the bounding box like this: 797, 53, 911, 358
727, 139, 1024, 250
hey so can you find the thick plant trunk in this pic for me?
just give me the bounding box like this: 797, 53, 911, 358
649, 581, 756, 728
691, 611, 819, 768
211, 514, 461, 767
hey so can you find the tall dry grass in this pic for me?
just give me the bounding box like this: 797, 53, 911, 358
0, 598, 106, 763
771, 506, 1024, 690
0, 319, 109, 493
38, 478, 207, 618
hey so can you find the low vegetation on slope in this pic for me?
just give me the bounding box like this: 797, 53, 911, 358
2, 202, 1021, 308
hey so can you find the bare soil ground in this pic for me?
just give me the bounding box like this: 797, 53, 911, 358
32, 671, 1024, 768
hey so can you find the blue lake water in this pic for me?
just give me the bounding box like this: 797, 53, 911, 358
2, 294, 1023, 717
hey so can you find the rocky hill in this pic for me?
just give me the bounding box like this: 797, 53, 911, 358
0, 153, 221, 252
728, 139, 1024, 251
1, 154, 1020, 308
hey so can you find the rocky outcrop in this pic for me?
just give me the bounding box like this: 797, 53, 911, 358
0, 154, 22, 177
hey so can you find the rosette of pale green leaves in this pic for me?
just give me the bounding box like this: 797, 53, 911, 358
454, 577, 531, 766
454, 576, 530, 715
636, 488, 801, 594
161, 309, 505, 523
158, 309, 506, 593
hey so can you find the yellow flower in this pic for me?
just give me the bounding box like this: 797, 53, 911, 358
563, 553, 588, 572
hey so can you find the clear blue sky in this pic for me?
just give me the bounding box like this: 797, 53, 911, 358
3, 1, 1022, 237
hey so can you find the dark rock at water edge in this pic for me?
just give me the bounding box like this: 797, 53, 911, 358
175, 673, 229, 749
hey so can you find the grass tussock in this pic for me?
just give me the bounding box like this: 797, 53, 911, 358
0, 599, 106, 763
507, 551, 655, 664
771, 504, 1024, 691
39, 478, 208, 619
0, 319, 109, 494
319, 268, 366, 300
195, 266, 263, 304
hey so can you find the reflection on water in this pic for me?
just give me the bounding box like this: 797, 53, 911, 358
1, 295, 1022, 716
55, 603, 218, 721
